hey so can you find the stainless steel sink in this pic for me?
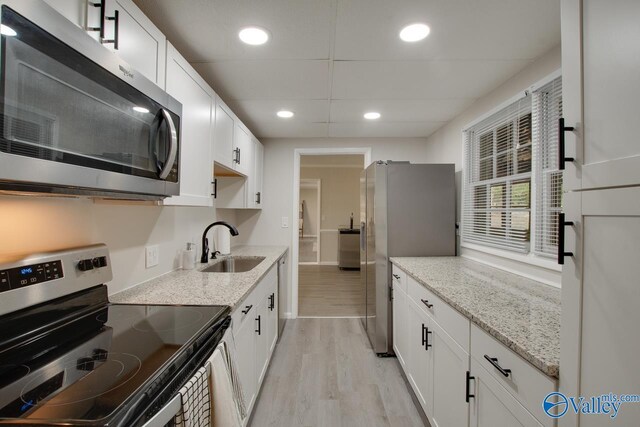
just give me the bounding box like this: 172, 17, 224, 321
201, 256, 265, 273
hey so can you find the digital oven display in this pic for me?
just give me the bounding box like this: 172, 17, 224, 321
0, 261, 63, 293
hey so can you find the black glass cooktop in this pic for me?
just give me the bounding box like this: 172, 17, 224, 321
0, 286, 229, 425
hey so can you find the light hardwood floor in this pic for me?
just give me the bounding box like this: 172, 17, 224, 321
249, 318, 427, 427
298, 265, 363, 317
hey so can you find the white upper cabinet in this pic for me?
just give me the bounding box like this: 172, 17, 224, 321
84, 0, 166, 88
214, 99, 235, 170
246, 137, 263, 209
233, 123, 253, 177
562, 0, 640, 190
43, 0, 86, 28
163, 43, 214, 207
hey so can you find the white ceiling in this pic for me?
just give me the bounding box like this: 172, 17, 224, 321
133, 0, 560, 139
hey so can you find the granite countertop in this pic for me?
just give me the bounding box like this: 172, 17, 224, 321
111, 245, 288, 310
390, 256, 561, 378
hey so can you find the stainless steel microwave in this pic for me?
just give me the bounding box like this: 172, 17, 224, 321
0, 0, 181, 200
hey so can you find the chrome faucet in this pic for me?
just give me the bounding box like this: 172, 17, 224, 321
201, 221, 239, 263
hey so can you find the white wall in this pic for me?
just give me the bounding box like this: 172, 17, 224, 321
422, 45, 562, 286
299, 186, 319, 236
235, 137, 432, 315
0, 195, 236, 295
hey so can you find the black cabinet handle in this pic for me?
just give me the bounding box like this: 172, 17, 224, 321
425, 327, 432, 350
211, 179, 217, 198
101, 10, 119, 50
233, 148, 240, 164
559, 117, 575, 170
241, 304, 253, 314
484, 355, 511, 377
392, 274, 400, 279
421, 323, 427, 347
256, 315, 261, 335
421, 298, 433, 309
256, 192, 261, 204
466, 371, 475, 402
86, 0, 106, 36
269, 293, 275, 311
557, 213, 574, 265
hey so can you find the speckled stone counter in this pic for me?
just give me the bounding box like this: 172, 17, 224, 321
390, 256, 560, 378
111, 246, 288, 310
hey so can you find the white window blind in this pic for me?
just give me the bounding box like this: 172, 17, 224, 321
532, 77, 563, 257
462, 95, 532, 252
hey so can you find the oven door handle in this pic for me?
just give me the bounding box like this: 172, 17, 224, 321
158, 109, 178, 180
141, 393, 181, 427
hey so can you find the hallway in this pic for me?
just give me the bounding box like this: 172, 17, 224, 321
298, 265, 363, 317
249, 318, 426, 427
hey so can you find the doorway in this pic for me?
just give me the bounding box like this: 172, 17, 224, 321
299, 179, 321, 264
296, 153, 367, 317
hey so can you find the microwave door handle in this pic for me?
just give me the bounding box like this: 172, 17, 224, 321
158, 109, 178, 180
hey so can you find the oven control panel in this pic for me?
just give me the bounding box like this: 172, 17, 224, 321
0, 261, 63, 292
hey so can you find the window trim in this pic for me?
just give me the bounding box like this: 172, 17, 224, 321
460, 69, 562, 270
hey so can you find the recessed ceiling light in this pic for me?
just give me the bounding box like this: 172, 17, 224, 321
239, 27, 269, 45
277, 110, 294, 118
133, 106, 150, 113
364, 112, 381, 120
1, 25, 17, 37
399, 23, 430, 42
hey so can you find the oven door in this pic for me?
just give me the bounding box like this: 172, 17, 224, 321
0, 1, 181, 198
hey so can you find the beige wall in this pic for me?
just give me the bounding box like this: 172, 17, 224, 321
422, 45, 562, 286
299, 184, 319, 236
301, 165, 362, 264
0, 195, 236, 295
235, 137, 432, 314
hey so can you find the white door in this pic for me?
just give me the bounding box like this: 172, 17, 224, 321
163, 43, 213, 207
265, 279, 278, 355
234, 313, 257, 412
562, 0, 640, 191
392, 282, 408, 369
103, 0, 166, 87
469, 359, 541, 427
252, 138, 264, 208
44, 0, 85, 28
432, 321, 470, 427
407, 300, 434, 416
233, 123, 253, 176
214, 101, 235, 170
255, 296, 269, 385
576, 187, 640, 426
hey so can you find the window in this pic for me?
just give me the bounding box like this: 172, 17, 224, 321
462, 75, 563, 258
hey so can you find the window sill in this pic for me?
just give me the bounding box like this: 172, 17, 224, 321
460, 242, 561, 272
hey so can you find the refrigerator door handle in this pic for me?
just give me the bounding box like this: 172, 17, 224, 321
360, 221, 366, 250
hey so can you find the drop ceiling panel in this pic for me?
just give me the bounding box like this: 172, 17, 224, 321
228, 99, 329, 125
253, 121, 329, 138
133, 0, 335, 61
329, 121, 445, 138
330, 99, 473, 123
331, 59, 531, 100
334, 0, 560, 61
192, 60, 330, 101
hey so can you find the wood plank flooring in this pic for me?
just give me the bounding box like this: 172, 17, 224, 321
249, 318, 427, 427
298, 265, 363, 317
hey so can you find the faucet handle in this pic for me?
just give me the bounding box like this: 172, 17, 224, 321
211, 251, 221, 260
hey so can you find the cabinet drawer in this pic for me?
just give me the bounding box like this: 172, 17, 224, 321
407, 275, 470, 352
391, 265, 407, 293
232, 265, 277, 331
471, 324, 556, 426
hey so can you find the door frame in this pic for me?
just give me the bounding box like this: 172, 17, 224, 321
291, 147, 371, 318
299, 178, 321, 265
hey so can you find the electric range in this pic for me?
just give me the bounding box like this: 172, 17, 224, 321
0, 244, 230, 426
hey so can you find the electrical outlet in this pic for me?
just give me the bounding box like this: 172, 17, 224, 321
145, 245, 159, 268
281, 216, 289, 228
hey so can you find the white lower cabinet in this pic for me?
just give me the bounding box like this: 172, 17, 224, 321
470, 358, 542, 427
231, 265, 279, 424
393, 267, 556, 427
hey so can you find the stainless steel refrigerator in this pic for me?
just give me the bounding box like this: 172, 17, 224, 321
360, 161, 456, 355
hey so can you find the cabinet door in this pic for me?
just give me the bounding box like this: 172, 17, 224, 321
255, 297, 269, 386
44, 0, 85, 28
392, 283, 408, 369
265, 280, 278, 355
103, 0, 166, 87
251, 138, 264, 209
470, 359, 541, 427
407, 300, 434, 416
562, 0, 640, 190
163, 43, 213, 207
575, 188, 640, 427
214, 101, 235, 170
234, 312, 257, 412
432, 321, 470, 427
233, 123, 253, 176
